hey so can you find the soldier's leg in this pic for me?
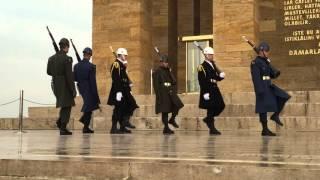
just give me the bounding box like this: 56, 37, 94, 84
208, 110, 221, 135
162, 112, 174, 134
81, 111, 94, 133
270, 97, 287, 126
110, 106, 122, 134
203, 109, 213, 129
169, 108, 179, 128
123, 110, 136, 129
118, 108, 131, 134
260, 113, 276, 136
59, 106, 72, 135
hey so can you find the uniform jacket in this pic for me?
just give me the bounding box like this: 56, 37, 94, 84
107, 59, 139, 115
198, 60, 225, 116
251, 56, 290, 113
152, 66, 184, 114
74, 59, 100, 112
47, 51, 76, 108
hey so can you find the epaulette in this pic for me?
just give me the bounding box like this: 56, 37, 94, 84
197, 64, 206, 77
111, 61, 120, 76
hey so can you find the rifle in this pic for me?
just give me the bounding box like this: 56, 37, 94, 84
193, 41, 223, 74
70, 39, 81, 62
241, 36, 280, 78
46, 26, 59, 53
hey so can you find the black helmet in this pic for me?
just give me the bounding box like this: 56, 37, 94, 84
59, 38, 70, 47
258, 42, 270, 52
160, 55, 169, 62
83, 47, 92, 55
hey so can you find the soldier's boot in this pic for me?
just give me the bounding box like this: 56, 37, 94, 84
261, 120, 276, 136
270, 113, 283, 126
56, 118, 61, 129
124, 116, 136, 129
119, 119, 132, 134
162, 118, 174, 135
83, 126, 94, 134
60, 124, 72, 136
169, 115, 179, 128
209, 118, 221, 135
110, 116, 122, 134
203, 117, 213, 129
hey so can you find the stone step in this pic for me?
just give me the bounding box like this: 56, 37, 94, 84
75, 91, 320, 106
1, 116, 320, 132
28, 102, 320, 119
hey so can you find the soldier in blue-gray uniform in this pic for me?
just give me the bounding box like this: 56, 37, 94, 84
74, 47, 100, 134
250, 42, 291, 136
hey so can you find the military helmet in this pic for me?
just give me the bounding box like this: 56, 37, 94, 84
203, 47, 214, 55
59, 38, 70, 47
83, 47, 92, 55
116, 48, 128, 56
160, 55, 169, 63
258, 42, 270, 52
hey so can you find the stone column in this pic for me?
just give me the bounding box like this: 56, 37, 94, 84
213, 0, 259, 92
93, 0, 153, 97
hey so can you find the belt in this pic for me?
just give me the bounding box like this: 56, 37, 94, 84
164, 82, 171, 87
262, 76, 270, 80
210, 79, 217, 83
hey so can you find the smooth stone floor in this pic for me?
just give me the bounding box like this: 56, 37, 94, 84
0, 130, 320, 168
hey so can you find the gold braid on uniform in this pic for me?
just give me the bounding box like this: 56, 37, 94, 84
111, 62, 120, 76
197, 65, 206, 77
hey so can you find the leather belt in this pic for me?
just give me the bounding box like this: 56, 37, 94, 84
262, 76, 270, 80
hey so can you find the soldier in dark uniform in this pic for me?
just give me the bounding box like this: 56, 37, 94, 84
107, 48, 139, 134
152, 55, 184, 135
198, 47, 225, 135
47, 38, 76, 135
250, 42, 291, 136
74, 47, 100, 134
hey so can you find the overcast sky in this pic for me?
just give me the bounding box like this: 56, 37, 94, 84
0, 0, 92, 117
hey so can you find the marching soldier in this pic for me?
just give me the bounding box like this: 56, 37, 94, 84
47, 38, 76, 135
152, 55, 184, 135
198, 47, 225, 135
107, 48, 139, 134
74, 47, 100, 134
250, 42, 291, 136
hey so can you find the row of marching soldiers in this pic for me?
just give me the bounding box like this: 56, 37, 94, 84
47, 38, 290, 136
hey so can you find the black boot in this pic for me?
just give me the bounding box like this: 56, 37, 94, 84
83, 127, 94, 134
162, 113, 174, 135
209, 118, 221, 135
124, 116, 136, 129
270, 113, 283, 126
56, 118, 61, 129
203, 117, 212, 129
261, 120, 276, 136
60, 128, 72, 135
169, 117, 179, 128
110, 116, 122, 134
120, 126, 132, 134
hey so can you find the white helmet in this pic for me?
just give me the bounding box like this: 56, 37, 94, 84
203, 47, 214, 55
116, 48, 128, 56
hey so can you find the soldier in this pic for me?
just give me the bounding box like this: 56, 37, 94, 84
107, 48, 139, 134
152, 55, 184, 135
47, 38, 76, 135
250, 42, 291, 136
198, 47, 225, 135
74, 47, 100, 134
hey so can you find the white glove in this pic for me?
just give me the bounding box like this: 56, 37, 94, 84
116, 92, 123, 101
219, 72, 226, 78
203, 93, 210, 100
129, 83, 133, 87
